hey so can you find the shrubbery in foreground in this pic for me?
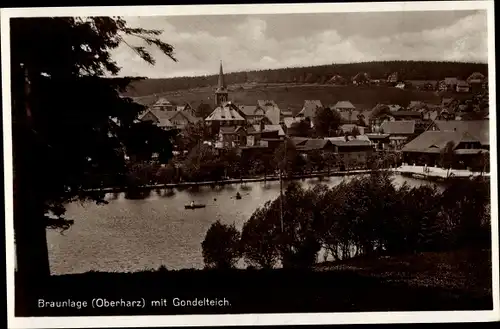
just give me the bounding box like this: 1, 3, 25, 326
203, 171, 491, 269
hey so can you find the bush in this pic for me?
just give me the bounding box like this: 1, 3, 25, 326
202, 221, 241, 269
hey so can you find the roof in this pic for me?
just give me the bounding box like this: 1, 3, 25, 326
205, 103, 246, 122
388, 104, 402, 112
457, 80, 469, 87
433, 120, 489, 145
151, 97, 172, 107
444, 77, 459, 85
340, 124, 361, 131
219, 126, 236, 134
291, 137, 309, 146
296, 139, 333, 151
139, 109, 176, 128
252, 124, 286, 136
257, 100, 278, 108
284, 117, 303, 128
333, 101, 356, 110
455, 149, 489, 155
467, 72, 485, 82
353, 72, 369, 81
365, 133, 390, 139
402, 130, 481, 153
339, 110, 361, 123
408, 101, 427, 110
298, 100, 323, 118
380, 120, 415, 135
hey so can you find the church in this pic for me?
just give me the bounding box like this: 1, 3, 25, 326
204, 61, 287, 150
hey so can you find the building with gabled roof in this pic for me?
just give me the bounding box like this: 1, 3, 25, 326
150, 97, 174, 111
296, 100, 323, 121
380, 120, 416, 150
205, 101, 246, 126
402, 129, 488, 168
332, 100, 356, 112
428, 120, 489, 149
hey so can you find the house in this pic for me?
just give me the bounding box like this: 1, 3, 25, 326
283, 117, 303, 129
456, 80, 470, 93
139, 107, 200, 130
467, 72, 486, 91
380, 120, 416, 150
402, 130, 488, 169
444, 77, 459, 91
388, 104, 402, 112
427, 120, 490, 150
205, 101, 246, 126
217, 121, 285, 149
296, 100, 323, 122
168, 110, 201, 129
295, 139, 335, 154
150, 97, 174, 111
176, 103, 195, 116
257, 100, 281, 125
339, 124, 366, 135
329, 138, 374, 168
395, 82, 406, 89
387, 72, 398, 84
328, 74, 347, 85
332, 101, 356, 112
365, 133, 391, 151
238, 105, 263, 124
352, 72, 370, 85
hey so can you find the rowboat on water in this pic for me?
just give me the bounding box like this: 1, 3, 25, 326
185, 204, 206, 209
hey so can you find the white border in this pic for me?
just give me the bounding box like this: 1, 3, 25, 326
2, 1, 499, 328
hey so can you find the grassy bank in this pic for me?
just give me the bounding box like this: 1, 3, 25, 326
16, 249, 492, 316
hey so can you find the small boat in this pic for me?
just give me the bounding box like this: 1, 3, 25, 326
185, 204, 206, 209
235, 192, 242, 200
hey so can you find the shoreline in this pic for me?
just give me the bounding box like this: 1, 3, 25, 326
85, 167, 489, 193
86, 168, 388, 193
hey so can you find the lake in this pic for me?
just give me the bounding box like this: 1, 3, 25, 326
47, 175, 441, 274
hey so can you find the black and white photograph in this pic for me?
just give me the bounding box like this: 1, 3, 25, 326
3, 1, 499, 328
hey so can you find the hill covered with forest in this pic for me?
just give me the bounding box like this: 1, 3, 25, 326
123, 61, 488, 97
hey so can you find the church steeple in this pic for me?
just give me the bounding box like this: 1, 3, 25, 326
215, 60, 228, 106
218, 60, 226, 90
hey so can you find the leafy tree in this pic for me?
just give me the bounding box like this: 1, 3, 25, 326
308, 150, 325, 172
10, 16, 176, 282
120, 121, 175, 163
182, 143, 223, 182
313, 107, 341, 137
155, 163, 177, 184
272, 138, 299, 177
240, 202, 281, 269
289, 119, 311, 137
176, 121, 211, 152
202, 221, 241, 269
440, 141, 456, 174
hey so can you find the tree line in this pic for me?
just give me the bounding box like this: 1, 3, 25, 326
123, 61, 488, 97
202, 172, 491, 269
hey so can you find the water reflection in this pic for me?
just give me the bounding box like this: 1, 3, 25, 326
49, 175, 441, 274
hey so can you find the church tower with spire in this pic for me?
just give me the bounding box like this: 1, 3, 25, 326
215, 60, 228, 107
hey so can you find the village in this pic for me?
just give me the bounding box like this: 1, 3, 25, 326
129, 61, 490, 182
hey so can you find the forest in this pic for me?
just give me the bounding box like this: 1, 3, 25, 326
123, 61, 488, 97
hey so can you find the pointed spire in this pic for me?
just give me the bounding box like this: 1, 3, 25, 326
218, 60, 226, 90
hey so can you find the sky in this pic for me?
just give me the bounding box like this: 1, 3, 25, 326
111, 10, 488, 78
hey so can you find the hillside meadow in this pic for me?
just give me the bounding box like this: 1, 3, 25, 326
126, 83, 465, 114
